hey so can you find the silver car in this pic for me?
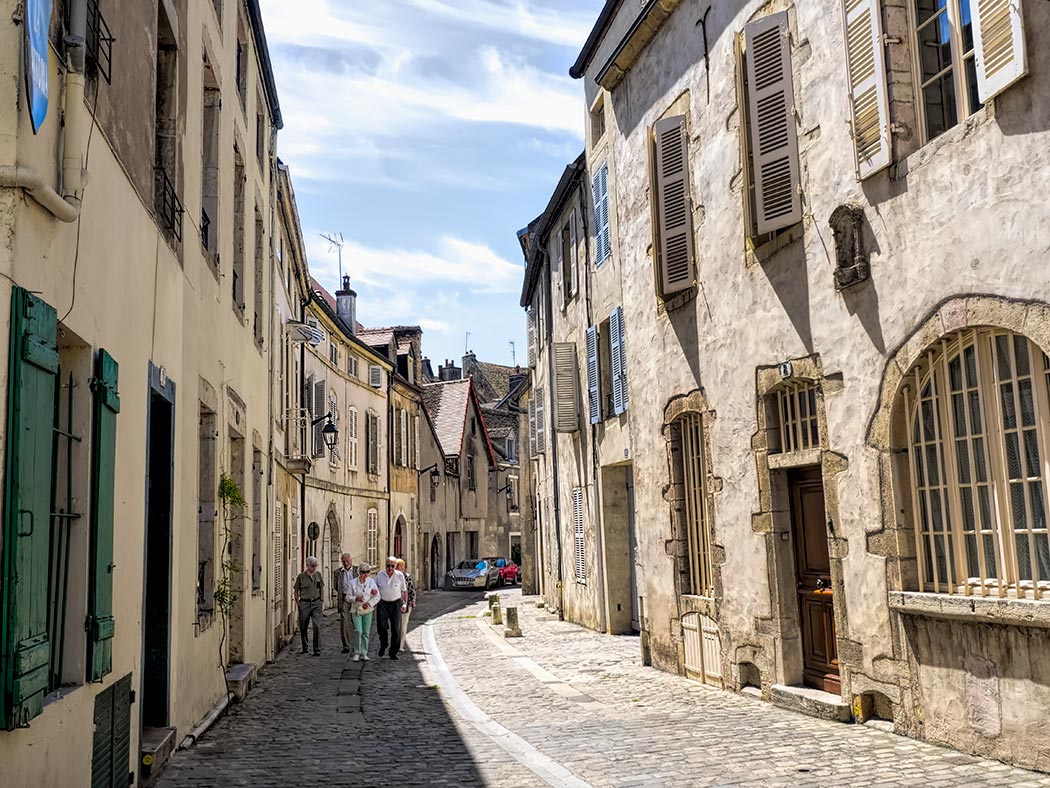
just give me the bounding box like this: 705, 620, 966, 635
445, 559, 499, 590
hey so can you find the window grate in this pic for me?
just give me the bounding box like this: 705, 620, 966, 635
680, 412, 713, 596
156, 168, 183, 242
200, 206, 211, 250
85, 0, 114, 85
774, 381, 820, 454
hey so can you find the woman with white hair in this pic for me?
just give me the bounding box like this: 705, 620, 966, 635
348, 562, 380, 661
293, 556, 324, 655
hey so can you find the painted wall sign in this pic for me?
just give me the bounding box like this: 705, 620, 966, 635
25, 0, 53, 133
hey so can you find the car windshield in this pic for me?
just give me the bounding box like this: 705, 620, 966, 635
455, 560, 483, 570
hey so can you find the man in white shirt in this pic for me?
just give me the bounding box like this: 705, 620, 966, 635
375, 556, 408, 660
335, 553, 355, 654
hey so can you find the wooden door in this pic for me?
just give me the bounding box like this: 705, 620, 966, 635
789, 469, 839, 694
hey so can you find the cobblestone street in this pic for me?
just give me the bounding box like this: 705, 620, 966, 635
157, 591, 1050, 788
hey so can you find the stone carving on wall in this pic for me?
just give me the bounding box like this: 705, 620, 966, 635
829, 205, 870, 291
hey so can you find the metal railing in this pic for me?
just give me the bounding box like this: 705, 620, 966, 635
200, 206, 211, 250
156, 168, 183, 242
86, 0, 114, 84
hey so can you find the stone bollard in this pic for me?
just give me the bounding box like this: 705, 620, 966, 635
503, 606, 522, 638
491, 599, 503, 626
535, 598, 545, 608
487, 593, 499, 610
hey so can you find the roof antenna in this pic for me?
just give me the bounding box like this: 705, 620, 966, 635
464, 332, 471, 354
320, 232, 344, 282
509, 340, 516, 365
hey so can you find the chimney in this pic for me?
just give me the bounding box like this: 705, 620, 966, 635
421, 356, 435, 381
335, 274, 356, 335
462, 350, 477, 377
439, 359, 462, 381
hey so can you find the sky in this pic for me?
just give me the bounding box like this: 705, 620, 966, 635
257, 0, 604, 370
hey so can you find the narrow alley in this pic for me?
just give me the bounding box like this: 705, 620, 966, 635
157, 591, 1050, 788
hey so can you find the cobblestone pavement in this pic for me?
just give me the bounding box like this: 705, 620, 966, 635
158, 589, 1050, 788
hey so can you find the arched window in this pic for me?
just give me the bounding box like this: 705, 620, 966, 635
902, 328, 1050, 598
394, 518, 404, 558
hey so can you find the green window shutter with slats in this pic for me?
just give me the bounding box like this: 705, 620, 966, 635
1, 287, 58, 729
91, 673, 133, 788
88, 349, 119, 681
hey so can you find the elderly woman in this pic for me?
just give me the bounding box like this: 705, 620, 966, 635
395, 558, 417, 651
348, 562, 380, 661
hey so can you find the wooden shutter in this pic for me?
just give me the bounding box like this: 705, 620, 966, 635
312, 380, 326, 458
556, 229, 566, 312
535, 387, 546, 454
400, 409, 409, 466
553, 343, 579, 433
972, 0, 1028, 102
586, 325, 601, 425
572, 488, 586, 582
91, 673, 132, 788
369, 365, 382, 388
414, 415, 421, 469
569, 210, 579, 298
592, 163, 611, 265
528, 397, 537, 457
842, 0, 891, 178
527, 307, 537, 368
1, 288, 57, 729
274, 504, 284, 604
652, 115, 695, 296
88, 349, 120, 681
610, 306, 626, 415
745, 12, 802, 234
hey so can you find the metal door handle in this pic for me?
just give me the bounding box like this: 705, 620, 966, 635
815, 577, 827, 591
18, 510, 33, 537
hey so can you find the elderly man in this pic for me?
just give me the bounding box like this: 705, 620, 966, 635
294, 556, 324, 655
375, 556, 408, 660
335, 553, 356, 653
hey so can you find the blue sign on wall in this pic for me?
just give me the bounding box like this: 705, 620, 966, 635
25, 0, 53, 133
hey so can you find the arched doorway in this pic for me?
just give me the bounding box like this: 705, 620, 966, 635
430, 535, 441, 589
394, 516, 405, 559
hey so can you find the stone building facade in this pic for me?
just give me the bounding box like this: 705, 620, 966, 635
525, 0, 1050, 771
0, 0, 282, 784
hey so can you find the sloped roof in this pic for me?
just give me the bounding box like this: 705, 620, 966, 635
310, 276, 337, 311
421, 378, 497, 464
473, 361, 517, 403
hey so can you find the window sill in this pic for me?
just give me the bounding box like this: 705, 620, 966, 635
889, 590, 1050, 629
44, 684, 81, 708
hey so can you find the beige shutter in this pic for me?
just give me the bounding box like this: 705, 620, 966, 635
569, 210, 579, 298
745, 12, 802, 234
528, 397, 538, 457
842, 0, 891, 178
553, 342, 579, 433
527, 307, 537, 368
556, 228, 566, 312
652, 115, 695, 296
972, 0, 1028, 102
535, 386, 546, 453
414, 415, 421, 469
572, 487, 586, 583
369, 365, 382, 388
401, 409, 409, 467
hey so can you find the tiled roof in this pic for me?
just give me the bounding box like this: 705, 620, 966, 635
310, 276, 337, 311
473, 361, 518, 403
420, 379, 471, 457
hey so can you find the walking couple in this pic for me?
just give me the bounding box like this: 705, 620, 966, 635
340, 555, 416, 661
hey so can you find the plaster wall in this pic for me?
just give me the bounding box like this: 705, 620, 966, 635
577, 0, 1050, 768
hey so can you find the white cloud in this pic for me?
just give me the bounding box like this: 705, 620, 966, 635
405, 0, 596, 48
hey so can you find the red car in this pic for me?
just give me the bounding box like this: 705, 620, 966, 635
484, 556, 520, 586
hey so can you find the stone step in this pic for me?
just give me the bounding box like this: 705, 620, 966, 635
140, 725, 177, 787
225, 662, 257, 701
770, 684, 852, 723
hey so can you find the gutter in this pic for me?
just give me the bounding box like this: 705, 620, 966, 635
570, 0, 625, 79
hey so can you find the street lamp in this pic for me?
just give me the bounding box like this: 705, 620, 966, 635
321, 417, 338, 452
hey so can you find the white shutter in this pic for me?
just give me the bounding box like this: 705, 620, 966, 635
569, 210, 579, 298
527, 307, 537, 368
586, 325, 601, 425
274, 503, 284, 604
369, 365, 382, 388
592, 163, 611, 265
553, 343, 580, 433
556, 229, 566, 312
348, 407, 358, 468
972, 0, 1028, 103
842, 0, 891, 178
535, 386, 546, 454
572, 487, 586, 583
414, 415, 421, 469
312, 380, 326, 458
401, 409, 409, 467
745, 12, 802, 234
652, 115, 695, 296
610, 307, 624, 415
528, 396, 538, 457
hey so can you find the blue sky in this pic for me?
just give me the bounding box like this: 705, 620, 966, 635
258, 0, 603, 370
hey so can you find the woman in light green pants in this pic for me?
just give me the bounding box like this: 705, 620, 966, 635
349, 562, 380, 661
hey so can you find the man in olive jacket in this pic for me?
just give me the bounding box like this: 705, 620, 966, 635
334, 553, 356, 653
294, 556, 324, 655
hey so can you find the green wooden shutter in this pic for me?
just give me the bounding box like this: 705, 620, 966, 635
1, 287, 58, 729
88, 349, 119, 682
91, 673, 133, 788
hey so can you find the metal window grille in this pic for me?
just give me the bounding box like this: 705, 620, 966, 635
775, 381, 820, 453
679, 412, 713, 596
156, 168, 183, 242
85, 0, 114, 84
200, 206, 211, 250
904, 328, 1050, 598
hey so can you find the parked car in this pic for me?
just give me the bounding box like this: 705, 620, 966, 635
445, 559, 500, 590
484, 556, 519, 586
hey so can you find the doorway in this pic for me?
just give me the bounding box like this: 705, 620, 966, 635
789, 468, 839, 694
600, 464, 636, 634
143, 377, 174, 728
430, 535, 441, 589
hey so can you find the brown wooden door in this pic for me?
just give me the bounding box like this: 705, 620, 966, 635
790, 469, 839, 694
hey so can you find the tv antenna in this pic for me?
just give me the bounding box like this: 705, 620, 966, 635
465, 332, 471, 354
320, 232, 345, 282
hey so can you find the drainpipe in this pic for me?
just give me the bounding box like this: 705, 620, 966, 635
0, 0, 88, 222
543, 253, 565, 619
577, 167, 609, 634
299, 297, 308, 572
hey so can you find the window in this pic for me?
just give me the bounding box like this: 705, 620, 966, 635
329, 342, 339, 367
573, 487, 586, 583
369, 365, 383, 388
232, 152, 245, 313
310, 379, 326, 460
466, 531, 479, 560
586, 325, 602, 424
553, 343, 580, 433
559, 213, 578, 306
197, 405, 217, 629
253, 211, 265, 345
414, 415, 421, 469
348, 354, 358, 378
255, 92, 266, 167
740, 12, 802, 239
236, 14, 248, 111
200, 84, 220, 259
774, 381, 820, 453
366, 510, 379, 565
328, 392, 340, 466
591, 161, 611, 266
251, 449, 263, 592
154, 2, 182, 244
651, 115, 695, 297
527, 306, 538, 368
467, 451, 477, 491
347, 407, 359, 469
902, 328, 1050, 598
401, 409, 409, 467
590, 94, 606, 145
912, 0, 981, 142
509, 477, 520, 512
677, 412, 713, 596
505, 433, 516, 463
841, 0, 891, 178
366, 412, 380, 474
529, 387, 546, 455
